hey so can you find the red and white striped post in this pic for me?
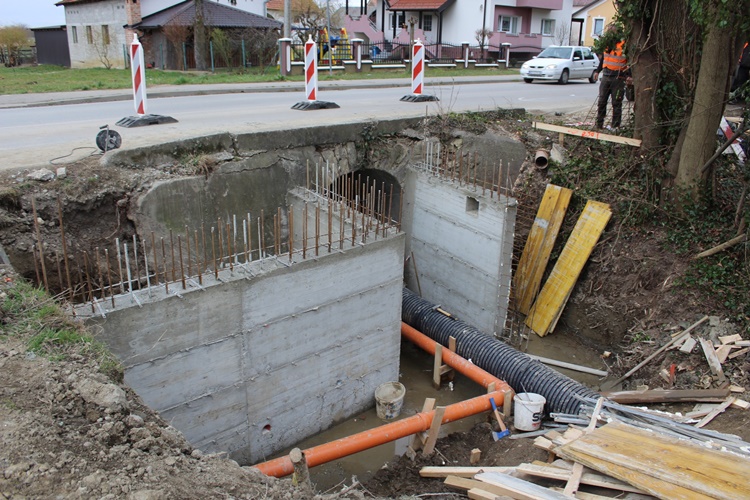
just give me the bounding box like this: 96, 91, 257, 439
400, 39, 437, 102
129, 33, 147, 116
292, 35, 338, 110
411, 39, 424, 96
304, 35, 317, 102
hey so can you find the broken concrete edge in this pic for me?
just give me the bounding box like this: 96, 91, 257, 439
98, 110, 527, 170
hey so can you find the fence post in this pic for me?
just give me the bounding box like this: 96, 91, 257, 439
210, 40, 215, 72
461, 42, 469, 69
242, 39, 246, 68
352, 38, 363, 72
502, 42, 512, 68
183, 43, 187, 70
279, 38, 292, 76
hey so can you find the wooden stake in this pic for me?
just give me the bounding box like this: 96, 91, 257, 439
470, 449, 481, 465
31, 198, 49, 292
422, 406, 446, 456
289, 448, 312, 496
57, 198, 73, 300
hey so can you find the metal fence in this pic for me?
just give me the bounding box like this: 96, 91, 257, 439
288, 40, 511, 66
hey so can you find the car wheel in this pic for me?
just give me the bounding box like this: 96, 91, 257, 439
523, 78, 533, 83
558, 70, 569, 85
589, 71, 598, 83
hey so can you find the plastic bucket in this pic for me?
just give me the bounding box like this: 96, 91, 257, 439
374, 382, 406, 420
513, 392, 546, 431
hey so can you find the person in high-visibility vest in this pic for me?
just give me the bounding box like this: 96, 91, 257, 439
593, 37, 632, 129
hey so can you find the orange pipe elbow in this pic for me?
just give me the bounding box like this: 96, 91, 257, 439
252, 323, 513, 478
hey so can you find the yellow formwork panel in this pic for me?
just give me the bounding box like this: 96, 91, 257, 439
513, 184, 572, 315
526, 200, 611, 337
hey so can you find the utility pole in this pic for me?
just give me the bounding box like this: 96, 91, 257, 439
284, 0, 291, 39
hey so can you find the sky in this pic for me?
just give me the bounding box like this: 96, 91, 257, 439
2, 0, 66, 28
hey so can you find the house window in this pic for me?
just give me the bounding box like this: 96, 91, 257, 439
86, 25, 93, 44
541, 19, 555, 36
498, 15, 519, 34
423, 15, 432, 32
71, 26, 78, 44
592, 17, 605, 37
102, 25, 110, 45
390, 12, 405, 29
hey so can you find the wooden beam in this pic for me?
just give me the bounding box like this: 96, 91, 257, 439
420, 466, 516, 478
700, 338, 727, 383
526, 354, 608, 377
695, 397, 736, 428
532, 121, 642, 147
433, 344, 443, 388
475, 472, 572, 500
422, 406, 446, 456
600, 388, 731, 404
517, 464, 649, 494
406, 398, 435, 459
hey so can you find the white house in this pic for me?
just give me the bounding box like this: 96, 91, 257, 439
56, 0, 268, 68
343, 0, 574, 61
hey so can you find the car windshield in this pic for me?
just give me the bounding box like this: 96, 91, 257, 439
537, 47, 573, 59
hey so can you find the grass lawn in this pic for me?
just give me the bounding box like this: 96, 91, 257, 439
0, 64, 518, 95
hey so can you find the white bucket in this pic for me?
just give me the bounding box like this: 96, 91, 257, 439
374, 382, 406, 420
513, 392, 546, 431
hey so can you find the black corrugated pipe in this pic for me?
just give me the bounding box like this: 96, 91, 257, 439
402, 288, 599, 416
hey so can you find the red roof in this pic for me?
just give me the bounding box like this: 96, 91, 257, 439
55, 0, 106, 5
388, 0, 453, 11
266, 0, 284, 10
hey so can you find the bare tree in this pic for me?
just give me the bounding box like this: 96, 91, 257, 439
241, 27, 280, 72
163, 20, 190, 70
474, 28, 491, 60
90, 26, 114, 69
211, 28, 234, 68
554, 23, 570, 46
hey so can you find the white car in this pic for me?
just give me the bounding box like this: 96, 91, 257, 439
520, 46, 600, 84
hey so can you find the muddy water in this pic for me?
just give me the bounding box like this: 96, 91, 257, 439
274, 331, 607, 492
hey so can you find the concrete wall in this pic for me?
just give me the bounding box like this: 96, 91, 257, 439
89, 225, 404, 464
401, 167, 516, 335
64, 0, 128, 68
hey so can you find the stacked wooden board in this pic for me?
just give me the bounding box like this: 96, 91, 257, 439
429, 420, 750, 499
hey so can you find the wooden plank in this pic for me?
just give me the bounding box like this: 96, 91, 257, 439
695, 397, 736, 428
475, 472, 572, 500
729, 347, 750, 359
468, 488, 502, 500
406, 398, 435, 459
516, 464, 648, 494
679, 335, 697, 353
532, 121, 642, 147
555, 420, 750, 499
420, 466, 516, 478
601, 388, 731, 404
422, 406, 446, 455
513, 184, 573, 314
719, 333, 743, 344
732, 398, 750, 410
549, 487, 613, 500
715, 344, 732, 364
526, 200, 612, 337
533, 436, 555, 451
526, 354, 608, 377
563, 398, 602, 496
700, 338, 727, 383
445, 476, 520, 499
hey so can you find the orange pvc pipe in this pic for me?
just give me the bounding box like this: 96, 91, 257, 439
253, 324, 513, 478
401, 322, 508, 390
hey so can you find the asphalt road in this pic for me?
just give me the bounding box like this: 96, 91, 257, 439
0, 77, 599, 171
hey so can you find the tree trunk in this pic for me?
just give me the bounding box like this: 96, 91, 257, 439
194, 0, 208, 71
675, 26, 736, 197
629, 20, 661, 150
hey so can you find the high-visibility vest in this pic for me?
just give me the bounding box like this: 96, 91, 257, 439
603, 41, 627, 72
